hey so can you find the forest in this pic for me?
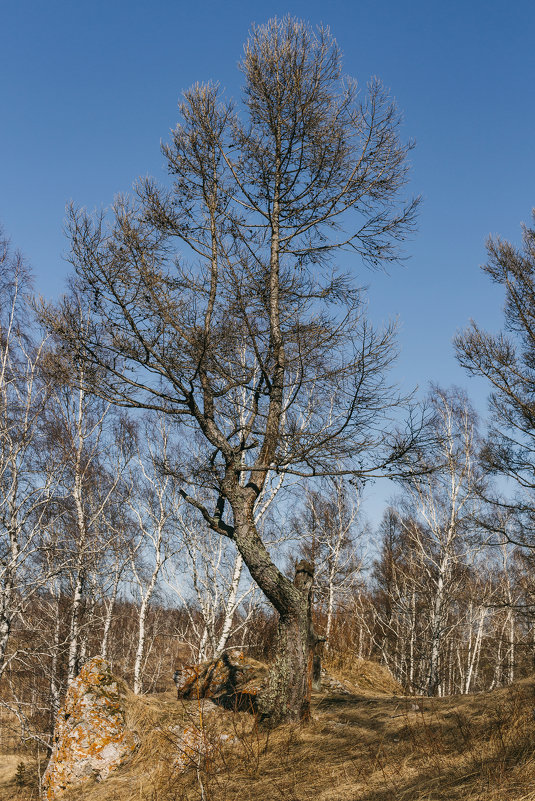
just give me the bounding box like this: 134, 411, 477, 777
1, 15, 535, 800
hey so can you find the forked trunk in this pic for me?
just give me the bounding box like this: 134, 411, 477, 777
258, 561, 318, 725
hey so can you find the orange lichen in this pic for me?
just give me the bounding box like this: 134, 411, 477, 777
42, 658, 137, 800
174, 650, 267, 711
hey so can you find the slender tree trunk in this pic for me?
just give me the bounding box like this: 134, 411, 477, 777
68, 382, 87, 683
0, 515, 20, 680
409, 588, 416, 693
427, 556, 448, 696
490, 630, 504, 690
0, 550, 16, 680
325, 575, 334, 653
67, 566, 84, 683
101, 573, 120, 659
197, 627, 209, 663
49, 588, 62, 733
79, 574, 97, 665
133, 597, 149, 695
213, 552, 243, 659
507, 608, 515, 685
0, 615, 12, 681
464, 607, 486, 694
132, 546, 162, 694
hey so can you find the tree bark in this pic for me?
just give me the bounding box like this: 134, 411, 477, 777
258, 561, 317, 725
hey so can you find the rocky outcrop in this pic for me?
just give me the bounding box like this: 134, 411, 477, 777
174, 650, 267, 711
42, 657, 137, 800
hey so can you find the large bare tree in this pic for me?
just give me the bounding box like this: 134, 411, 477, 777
44, 18, 419, 723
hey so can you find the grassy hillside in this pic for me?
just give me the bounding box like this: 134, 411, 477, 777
2, 662, 535, 801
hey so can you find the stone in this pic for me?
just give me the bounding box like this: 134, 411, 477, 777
319, 668, 356, 695
42, 657, 137, 800
173, 650, 267, 712
173, 725, 210, 772
165, 701, 238, 773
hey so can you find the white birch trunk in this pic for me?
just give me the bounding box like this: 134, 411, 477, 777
464, 606, 486, 694
213, 551, 243, 659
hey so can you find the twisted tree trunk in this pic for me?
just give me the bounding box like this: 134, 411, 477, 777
258, 561, 320, 725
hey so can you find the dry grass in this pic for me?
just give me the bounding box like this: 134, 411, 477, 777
0, 755, 39, 801
0, 755, 25, 786
0, 707, 41, 801
324, 654, 404, 695
0, 706, 23, 751
4, 671, 535, 801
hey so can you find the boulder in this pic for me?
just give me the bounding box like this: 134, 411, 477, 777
174, 650, 267, 711
42, 657, 137, 800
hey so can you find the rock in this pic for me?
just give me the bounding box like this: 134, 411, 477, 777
166, 723, 210, 772
165, 701, 238, 773
319, 669, 356, 695
173, 651, 365, 710
174, 650, 267, 712
42, 657, 137, 800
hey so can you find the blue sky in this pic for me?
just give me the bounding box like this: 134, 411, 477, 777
2, 0, 534, 517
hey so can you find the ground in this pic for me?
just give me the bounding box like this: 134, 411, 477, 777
2, 663, 535, 801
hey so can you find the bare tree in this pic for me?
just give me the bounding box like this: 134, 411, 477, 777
44, 18, 419, 723
386, 387, 484, 695
126, 414, 180, 694
44, 311, 134, 683
293, 478, 366, 650
455, 212, 535, 549
166, 518, 257, 662
0, 230, 58, 681
372, 507, 424, 690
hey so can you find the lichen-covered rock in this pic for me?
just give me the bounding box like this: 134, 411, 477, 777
165, 703, 240, 773
42, 657, 137, 800
174, 650, 267, 711
169, 724, 211, 772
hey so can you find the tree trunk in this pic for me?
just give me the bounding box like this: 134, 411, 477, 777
213, 552, 243, 659
133, 597, 148, 695
67, 566, 84, 683
258, 561, 317, 726
101, 572, 120, 659
49, 587, 62, 733
427, 556, 448, 696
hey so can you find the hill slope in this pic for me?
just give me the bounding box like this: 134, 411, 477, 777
3, 666, 535, 801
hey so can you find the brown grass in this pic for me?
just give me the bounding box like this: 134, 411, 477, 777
0, 706, 23, 752
4, 671, 535, 801
324, 654, 404, 695
0, 755, 39, 801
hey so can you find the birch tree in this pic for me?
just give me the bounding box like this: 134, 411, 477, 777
46, 321, 134, 682
293, 479, 366, 649
394, 387, 484, 695
0, 231, 57, 680
372, 508, 425, 690
127, 415, 180, 694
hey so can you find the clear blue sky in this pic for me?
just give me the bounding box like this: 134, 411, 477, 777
2, 0, 534, 517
